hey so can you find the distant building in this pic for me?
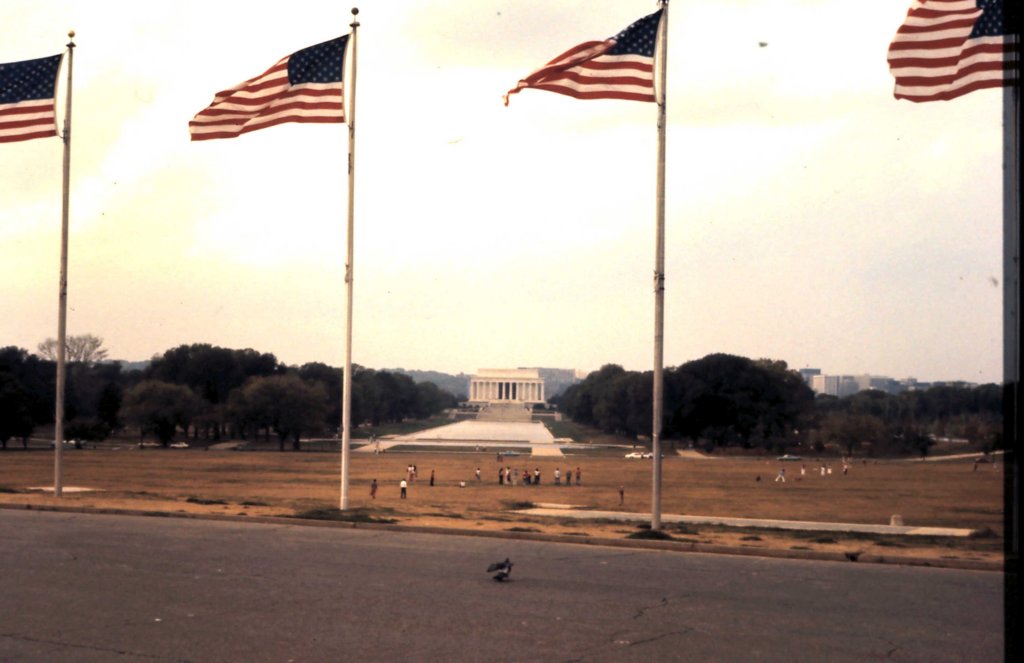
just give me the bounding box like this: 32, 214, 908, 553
869, 376, 902, 394
837, 376, 860, 398
535, 368, 579, 400
468, 368, 545, 404
806, 371, 967, 398
798, 368, 821, 387
811, 374, 841, 397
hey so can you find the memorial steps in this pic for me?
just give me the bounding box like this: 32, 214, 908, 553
476, 403, 533, 422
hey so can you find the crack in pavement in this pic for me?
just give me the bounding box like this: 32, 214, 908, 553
0, 631, 167, 660
626, 628, 695, 646
883, 639, 902, 659
633, 597, 669, 619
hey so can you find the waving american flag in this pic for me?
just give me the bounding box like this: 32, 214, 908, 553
190, 36, 348, 141
887, 0, 1018, 102
0, 53, 62, 144
504, 9, 663, 105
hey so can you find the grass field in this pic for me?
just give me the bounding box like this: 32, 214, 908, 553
0, 445, 1006, 566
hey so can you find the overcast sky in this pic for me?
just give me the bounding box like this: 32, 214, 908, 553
1, 1, 1006, 383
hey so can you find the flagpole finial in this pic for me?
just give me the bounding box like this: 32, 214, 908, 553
351, 7, 359, 27
67, 29, 75, 46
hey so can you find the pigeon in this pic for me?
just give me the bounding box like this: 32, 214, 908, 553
487, 558, 513, 582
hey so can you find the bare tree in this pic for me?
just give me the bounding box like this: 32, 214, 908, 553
37, 334, 109, 365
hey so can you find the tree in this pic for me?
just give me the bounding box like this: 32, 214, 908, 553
821, 411, 885, 457
37, 334, 109, 365
147, 344, 283, 405
664, 354, 814, 450
298, 362, 342, 428
96, 382, 123, 432
120, 380, 202, 446
413, 381, 458, 419
1, 346, 55, 425
558, 364, 627, 429
590, 371, 651, 437
353, 369, 419, 426
233, 375, 328, 450
145, 344, 284, 440
0, 373, 35, 449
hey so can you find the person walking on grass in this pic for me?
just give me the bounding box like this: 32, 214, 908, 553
400, 479, 407, 499
618, 485, 625, 505
370, 479, 377, 499
774, 468, 786, 483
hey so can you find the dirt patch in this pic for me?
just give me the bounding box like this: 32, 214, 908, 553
0, 449, 1005, 567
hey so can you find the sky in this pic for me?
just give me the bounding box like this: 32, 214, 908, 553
1, 1, 1008, 384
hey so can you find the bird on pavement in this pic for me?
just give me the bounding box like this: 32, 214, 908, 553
487, 558, 513, 581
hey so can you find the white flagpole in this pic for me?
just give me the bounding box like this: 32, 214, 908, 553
340, 8, 359, 510
53, 30, 75, 498
650, 1, 669, 531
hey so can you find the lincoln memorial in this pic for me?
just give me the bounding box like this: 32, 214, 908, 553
468, 368, 545, 404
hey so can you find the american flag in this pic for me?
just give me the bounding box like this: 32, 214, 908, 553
0, 53, 62, 144
504, 9, 663, 105
887, 0, 1018, 102
190, 36, 347, 141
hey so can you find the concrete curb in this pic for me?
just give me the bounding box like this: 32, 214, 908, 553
519, 507, 976, 537
0, 502, 1002, 573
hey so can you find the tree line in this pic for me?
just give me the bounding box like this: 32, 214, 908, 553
3, 338, 1003, 457
1, 338, 458, 450
553, 354, 1003, 456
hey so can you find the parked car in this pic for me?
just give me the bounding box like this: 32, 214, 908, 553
169, 442, 189, 449
625, 451, 653, 459
776, 454, 802, 461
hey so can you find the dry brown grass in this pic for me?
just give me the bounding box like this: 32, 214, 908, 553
0, 448, 1005, 565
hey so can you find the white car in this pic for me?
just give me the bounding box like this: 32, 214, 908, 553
170, 442, 189, 449
625, 451, 653, 459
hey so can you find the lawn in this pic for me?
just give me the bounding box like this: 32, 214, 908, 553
0, 446, 1006, 565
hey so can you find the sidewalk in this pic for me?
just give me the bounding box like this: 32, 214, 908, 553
518, 503, 975, 537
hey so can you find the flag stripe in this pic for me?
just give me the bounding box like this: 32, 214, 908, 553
887, 0, 1018, 102
0, 127, 58, 143
190, 36, 346, 141
190, 85, 343, 120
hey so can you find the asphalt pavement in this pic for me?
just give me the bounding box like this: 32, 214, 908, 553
0, 508, 1005, 662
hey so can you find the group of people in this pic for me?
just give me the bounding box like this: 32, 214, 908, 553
772, 459, 853, 483
496, 465, 582, 487
369, 464, 431, 500
373, 461, 587, 500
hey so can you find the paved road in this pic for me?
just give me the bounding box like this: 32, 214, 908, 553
0, 510, 1004, 662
